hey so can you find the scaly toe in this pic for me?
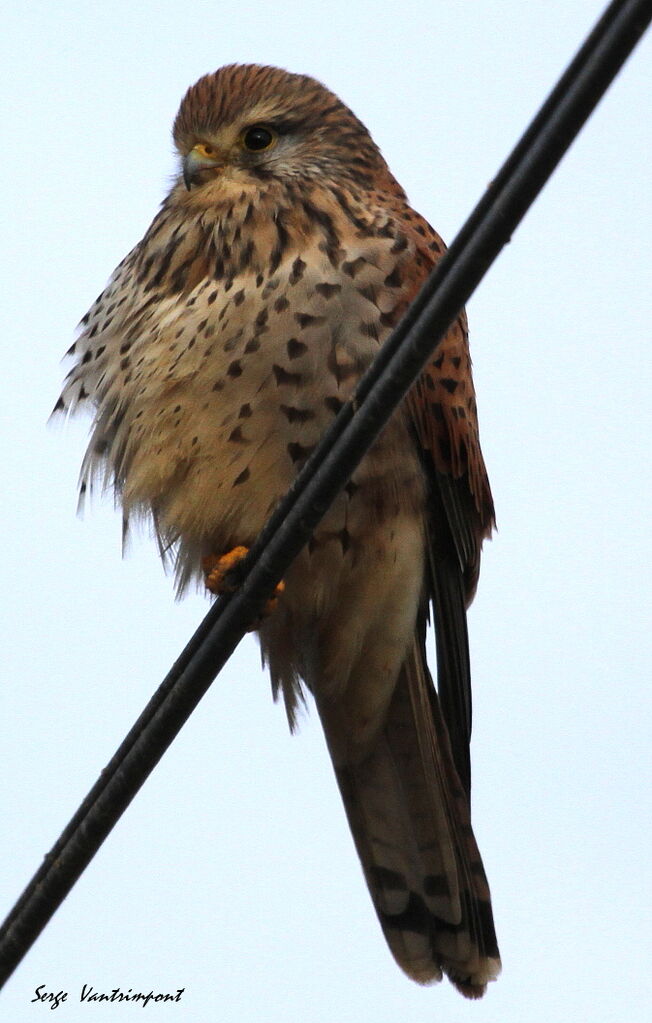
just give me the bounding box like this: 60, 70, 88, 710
247, 579, 286, 631
202, 545, 250, 595
202, 548, 285, 629
261, 580, 286, 618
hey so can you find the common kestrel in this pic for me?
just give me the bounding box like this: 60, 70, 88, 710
56, 64, 500, 997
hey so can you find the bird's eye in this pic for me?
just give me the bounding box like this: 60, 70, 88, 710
241, 125, 276, 152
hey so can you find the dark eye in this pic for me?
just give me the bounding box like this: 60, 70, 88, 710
242, 125, 276, 152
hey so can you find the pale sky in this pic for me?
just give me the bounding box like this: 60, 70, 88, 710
2, 2, 651, 1021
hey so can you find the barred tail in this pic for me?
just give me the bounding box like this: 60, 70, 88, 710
332, 639, 500, 997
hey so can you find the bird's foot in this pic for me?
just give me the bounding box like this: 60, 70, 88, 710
202, 546, 250, 595
201, 546, 285, 627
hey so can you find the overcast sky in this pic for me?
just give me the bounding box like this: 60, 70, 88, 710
2, 2, 651, 1021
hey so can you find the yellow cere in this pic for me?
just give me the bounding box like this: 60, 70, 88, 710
193, 142, 217, 159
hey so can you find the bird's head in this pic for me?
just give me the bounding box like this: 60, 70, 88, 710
173, 64, 394, 198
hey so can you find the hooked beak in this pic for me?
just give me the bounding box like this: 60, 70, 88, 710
183, 146, 224, 190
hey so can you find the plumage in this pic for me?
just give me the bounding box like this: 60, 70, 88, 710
56, 63, 500, 996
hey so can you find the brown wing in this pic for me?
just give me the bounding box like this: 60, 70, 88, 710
407, 303, 494, 589
400, 218, 495, 797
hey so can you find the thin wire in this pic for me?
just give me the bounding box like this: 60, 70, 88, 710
1, 0, 650, 989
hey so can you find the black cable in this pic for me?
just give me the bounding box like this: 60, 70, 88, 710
1, 0, 649, 989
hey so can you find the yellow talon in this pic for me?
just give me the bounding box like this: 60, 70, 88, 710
202, 545, 250, 594
202, 546, 285, 628
261, 578, 286, 618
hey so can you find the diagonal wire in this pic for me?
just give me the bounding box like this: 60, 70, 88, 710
1, 0, 650, 989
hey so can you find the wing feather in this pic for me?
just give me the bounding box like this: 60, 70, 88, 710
396, 218, 495, 790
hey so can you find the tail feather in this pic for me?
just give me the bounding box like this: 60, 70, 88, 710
331, 639, 500, 997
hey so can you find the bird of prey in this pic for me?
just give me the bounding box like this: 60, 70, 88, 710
56, 64, 500, 997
